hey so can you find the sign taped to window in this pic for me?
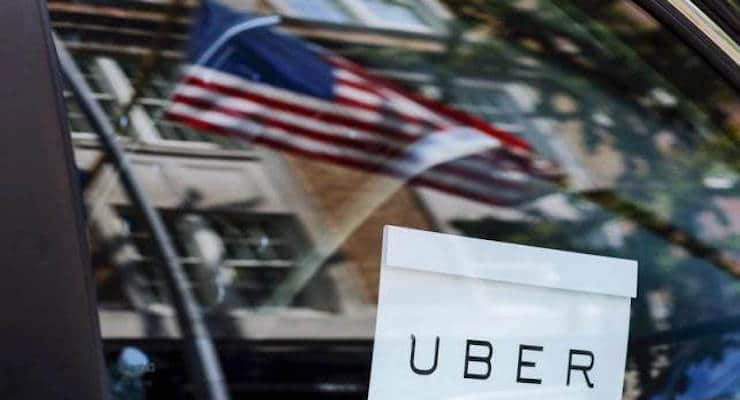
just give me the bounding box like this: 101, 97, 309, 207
369, 226, 637, 400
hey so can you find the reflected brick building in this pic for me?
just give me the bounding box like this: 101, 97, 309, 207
50, 0, 610, 338
51, 0, 462, 343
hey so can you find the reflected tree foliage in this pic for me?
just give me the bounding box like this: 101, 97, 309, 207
452, 210, 739, 398
349, 1, 739, 398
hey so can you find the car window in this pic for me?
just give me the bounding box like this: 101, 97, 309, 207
52, 0, 739, 398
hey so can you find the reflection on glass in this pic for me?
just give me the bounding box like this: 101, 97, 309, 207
283, 0, 355, 23
363, 0, 431, 29
53, 0, 739, 397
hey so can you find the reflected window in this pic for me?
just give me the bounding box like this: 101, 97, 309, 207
114, 208, 328, 309
64, 56, 122, 136
280, 0, 355, 23
363, 0, 431, 30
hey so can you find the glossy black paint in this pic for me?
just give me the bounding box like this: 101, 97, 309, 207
0, 1, 106, 398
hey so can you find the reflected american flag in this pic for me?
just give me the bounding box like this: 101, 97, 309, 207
166, 1, 558, 206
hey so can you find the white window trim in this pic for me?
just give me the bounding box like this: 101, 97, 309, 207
269, 0, 357, 24
94, 57, 161, 142
344, 0, 436, 34
268, 0, 450, 34
93, 57, 221, 150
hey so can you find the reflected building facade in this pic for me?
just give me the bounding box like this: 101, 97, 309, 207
50, 0, 721, 337
49, 0, 740, 398
54, 0, 570, 342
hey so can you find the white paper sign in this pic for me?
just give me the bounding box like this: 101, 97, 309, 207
369, 226, 637, 400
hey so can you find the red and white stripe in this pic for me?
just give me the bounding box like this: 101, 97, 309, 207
165, 64, 550, 206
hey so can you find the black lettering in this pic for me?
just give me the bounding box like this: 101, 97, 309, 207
409, 334, 439, 375
464, 340, 493, 380
567, 349, 595, 388
516, 345, 543, 384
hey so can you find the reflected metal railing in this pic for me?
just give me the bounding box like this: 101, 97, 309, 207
54, 33, 230, 400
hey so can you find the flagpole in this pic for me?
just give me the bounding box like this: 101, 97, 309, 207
53, 34, 230, 400
195, 15, 281, 66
